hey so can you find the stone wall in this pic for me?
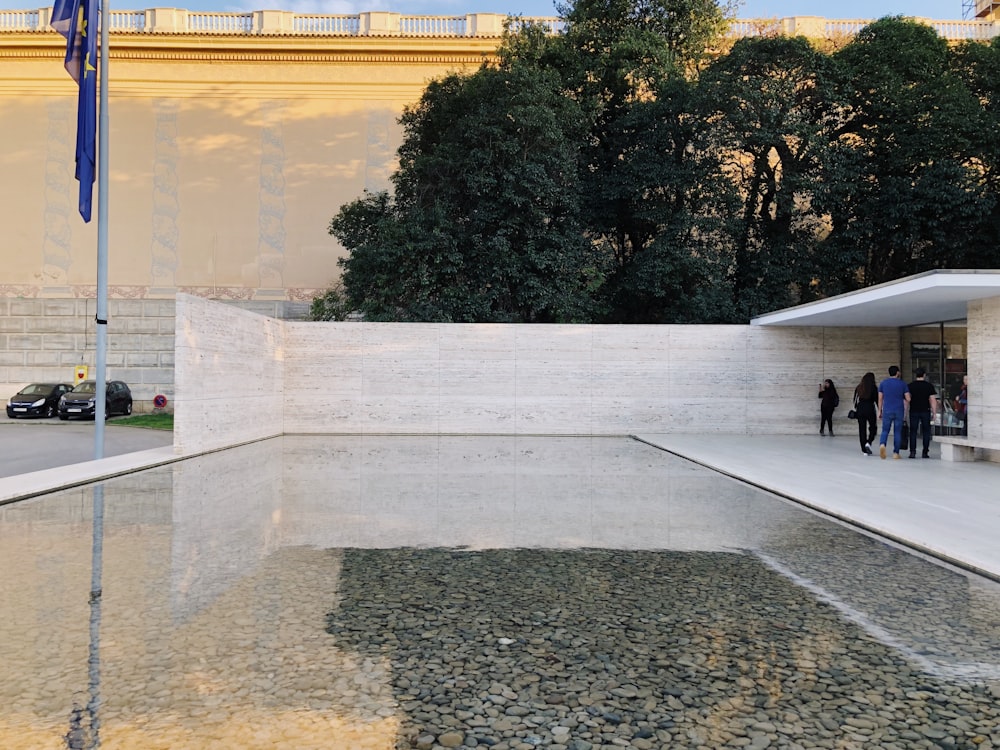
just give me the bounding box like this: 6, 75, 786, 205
0, 296, 308, 413
281, 321, 899, 436
967, 297, 1000, 459
173, 297, 902, 447
173, 294, 287, 454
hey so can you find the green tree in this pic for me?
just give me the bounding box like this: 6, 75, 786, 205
552, 0, 732, 268
817, 18, 991, 288
950, 37, 1000, 268
331, 60, 596, 322
542, 0, 735, 321
596, 76, 735, 322
695, 35, 839, 318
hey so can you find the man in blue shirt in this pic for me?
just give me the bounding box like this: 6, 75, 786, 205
878, 365, 911, 459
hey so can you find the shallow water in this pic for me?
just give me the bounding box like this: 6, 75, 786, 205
1, 436, 998, 749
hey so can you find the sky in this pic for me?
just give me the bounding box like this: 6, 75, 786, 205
0, 0, 971, 25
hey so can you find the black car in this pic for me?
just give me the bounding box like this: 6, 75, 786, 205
58, 380, 133, 420
6, 382, 75, 418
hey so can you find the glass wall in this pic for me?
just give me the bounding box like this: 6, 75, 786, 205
900, 324, 966, 435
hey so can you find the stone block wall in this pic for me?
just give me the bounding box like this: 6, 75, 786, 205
0, 296, 309, 413
0, 298, 175, 405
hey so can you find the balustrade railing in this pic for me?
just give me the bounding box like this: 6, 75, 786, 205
0, 7, 995, 41
292, 14, 360, 35
399, 15, 467, 36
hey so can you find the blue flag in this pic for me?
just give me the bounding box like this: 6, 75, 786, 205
51, 0, 97, 222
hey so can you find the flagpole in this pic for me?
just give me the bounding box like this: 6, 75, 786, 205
82, 4, 111, 747
93, 0, 109, 457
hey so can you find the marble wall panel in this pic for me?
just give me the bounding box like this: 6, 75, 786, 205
361, 397, 442, 433
174, 294, 284, 453
513, 400, 593, 435
743, 326, 900, 434
180, 298, 921, 442
361, 360, 442, 397
967, 299, 1000, 442
589, 400, 672, 434
438, 360, 516, 398
362, 322, 442, 357
439, 324, 517, 358
666, 327, 749, 431
590, 326, 670, 361
515, 360, 594, 399
284, 395, 363, 433
514, 325, 594, 360
438, 398, 517, 434
819, 327, 901, 386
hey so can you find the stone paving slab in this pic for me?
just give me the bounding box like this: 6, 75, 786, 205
635, 433, 1000, 582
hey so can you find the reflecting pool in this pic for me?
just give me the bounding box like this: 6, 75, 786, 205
1, 436, 999, 749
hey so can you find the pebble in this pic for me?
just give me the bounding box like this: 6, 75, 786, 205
323, 548, 1000, 750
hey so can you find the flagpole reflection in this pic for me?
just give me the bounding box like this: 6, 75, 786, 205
86, 484, 105, 749
52, 0, 110, 741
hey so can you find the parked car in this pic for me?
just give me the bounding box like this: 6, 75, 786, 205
6, 382, 75, 418
58, 380, 133, 420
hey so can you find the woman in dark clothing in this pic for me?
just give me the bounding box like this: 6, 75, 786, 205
818, 379, 839, 436
854, 372, 878, 455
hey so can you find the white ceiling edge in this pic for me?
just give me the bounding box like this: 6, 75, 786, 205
751, 270, 1000, 328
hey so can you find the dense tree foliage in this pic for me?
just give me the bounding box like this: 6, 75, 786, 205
331, 60, 596, 322
817, 18, 991, 289
322, 11, 1000, 324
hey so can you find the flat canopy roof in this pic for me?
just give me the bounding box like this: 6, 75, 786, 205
751, 270, 1000, 327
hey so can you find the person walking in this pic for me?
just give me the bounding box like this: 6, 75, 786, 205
818, 379, 839, 436
878, 365, 911, 459
854, 372, 879, 456
906, 367, 938, 458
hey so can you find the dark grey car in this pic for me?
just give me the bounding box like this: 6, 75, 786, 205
58, 380, 133, 420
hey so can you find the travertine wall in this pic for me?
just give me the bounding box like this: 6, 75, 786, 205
966, 297, 1000, 458
173, 296, 902, 449
173, 294, 285, 453
282, 322, 900, 436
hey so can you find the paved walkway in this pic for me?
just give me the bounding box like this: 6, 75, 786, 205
0, 421, 178, 503
635, 433, 1000, 582
0, 420, 174, 478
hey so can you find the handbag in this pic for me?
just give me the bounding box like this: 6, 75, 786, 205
901, 420, 909, 444
847, 409, 857, 420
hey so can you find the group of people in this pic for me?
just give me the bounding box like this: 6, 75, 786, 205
817, 369, 968, 459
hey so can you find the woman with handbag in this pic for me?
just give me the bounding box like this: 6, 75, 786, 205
853, 372, 879, 455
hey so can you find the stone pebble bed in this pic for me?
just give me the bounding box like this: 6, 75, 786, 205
326, 548, 1000, 750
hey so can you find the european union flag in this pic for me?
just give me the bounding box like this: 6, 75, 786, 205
51, 0, 97, 222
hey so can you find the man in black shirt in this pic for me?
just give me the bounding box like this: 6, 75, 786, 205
907, 367, 938, 458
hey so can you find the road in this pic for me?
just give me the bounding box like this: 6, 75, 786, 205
0, 419, 174, 479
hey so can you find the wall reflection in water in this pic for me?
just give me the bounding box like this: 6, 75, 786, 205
0, 435, 997, 749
